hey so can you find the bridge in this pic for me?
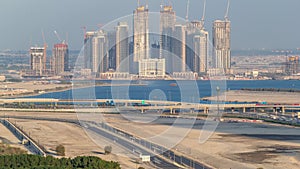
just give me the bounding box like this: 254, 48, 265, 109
1, 98, 300, 114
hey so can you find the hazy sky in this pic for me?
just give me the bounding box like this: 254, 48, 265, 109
1, 0, 300, 50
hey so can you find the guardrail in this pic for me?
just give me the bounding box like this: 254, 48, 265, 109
99, 122, 212, 169
0, 118, 46, 157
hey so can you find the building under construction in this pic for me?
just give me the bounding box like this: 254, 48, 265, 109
51, 43, 69, 75
133, 3, 149, 62
30, 47, 46, 76
285, 56, 299, 75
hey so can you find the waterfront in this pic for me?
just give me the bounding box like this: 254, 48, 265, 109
28, 80, 300, 102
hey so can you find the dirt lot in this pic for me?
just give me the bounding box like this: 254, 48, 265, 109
0, 123, 28, 153
0, 81, 71, 98
4, 111, 300, 169
7, 116, 152, 169
103, 114, 300, 169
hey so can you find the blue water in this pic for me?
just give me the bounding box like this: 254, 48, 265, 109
27, 80, 300, 102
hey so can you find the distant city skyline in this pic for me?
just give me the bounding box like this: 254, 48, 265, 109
1, 0, 300, 50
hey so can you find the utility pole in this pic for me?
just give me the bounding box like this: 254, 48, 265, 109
216, 86, 220, 121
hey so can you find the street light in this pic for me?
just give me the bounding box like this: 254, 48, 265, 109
216, 86, 220, 121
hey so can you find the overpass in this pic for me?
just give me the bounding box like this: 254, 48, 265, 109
1, 98, 300, 114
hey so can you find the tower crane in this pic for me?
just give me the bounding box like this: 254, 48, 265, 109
54, 30, 63, 43
200, 0, 206, 30
185, 0, 190, 22
41, 30, 47, 72
224, 0, 230, 21
81, 26, 87, 39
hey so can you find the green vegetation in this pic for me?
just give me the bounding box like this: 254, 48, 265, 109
0, 154, 121, 169
0, 143, 26, 155
55, 145, 65, 156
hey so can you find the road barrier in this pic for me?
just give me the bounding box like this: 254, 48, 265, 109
0, 118, 46, 157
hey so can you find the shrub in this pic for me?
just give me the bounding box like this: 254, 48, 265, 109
55, 145, 65, 156
104, 146, 112, 155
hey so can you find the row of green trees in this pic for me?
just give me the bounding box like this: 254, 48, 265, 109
0, 154, 120, 169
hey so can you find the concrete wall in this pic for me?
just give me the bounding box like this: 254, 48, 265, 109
0, 119, 46, 156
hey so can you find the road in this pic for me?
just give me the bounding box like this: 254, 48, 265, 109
2, 115, 209, 168
85, 123, 182, 169
91, 122, 212, 169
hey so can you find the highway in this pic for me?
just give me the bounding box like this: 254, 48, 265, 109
2, 115, 211, 169
86, 124, 182, 169
92, 122, 212, 169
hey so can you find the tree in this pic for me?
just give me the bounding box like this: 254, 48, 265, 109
104, 146, 112, 155
55, 145, 65, 156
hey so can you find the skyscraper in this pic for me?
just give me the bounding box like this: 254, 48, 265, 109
51, 43, 69, 75
30, 47, 46, 76
115, 22, 129, 72
160, 4, 175, 73
92, 30, 108, 74
212, 20, 231, 72
193, 29, 208, 74
173, 24, 186, 72
84, 31, 96, 70
107, 31, 116, 70
133, 4, 149, 62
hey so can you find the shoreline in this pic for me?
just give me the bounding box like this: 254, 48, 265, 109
1, 83, 147, 99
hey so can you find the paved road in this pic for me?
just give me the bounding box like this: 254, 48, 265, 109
86, 124, 181, 169
2, 115, 213, 168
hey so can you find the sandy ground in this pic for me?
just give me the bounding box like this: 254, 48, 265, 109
103, 114, 300, 169
7, 116, 152, 169
4, 111, 300, 168
205, 90, 300, 104
0, 81, 71, 97
0, 123, 28, 152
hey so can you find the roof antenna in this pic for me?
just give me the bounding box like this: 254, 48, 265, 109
225, 0, 230, 21
137, 0, 140, 7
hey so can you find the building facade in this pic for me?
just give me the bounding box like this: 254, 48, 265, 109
84, 31, 96, 70
30, 47, 46, 76
160, 5, 175, 73
212, 20, 231, 73
194, 29, 208, 74
133, 5, 149, 62
139, 59, 165, 78
286, 56, 299, 75
115, 22, 129, 72
173, 24, 186, 73
92, 30, 108, 74
51, 43, 69, 75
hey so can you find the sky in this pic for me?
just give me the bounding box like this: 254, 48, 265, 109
0, 0, 300, 50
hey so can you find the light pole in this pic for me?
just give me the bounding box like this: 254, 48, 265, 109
216, 86, 220, 121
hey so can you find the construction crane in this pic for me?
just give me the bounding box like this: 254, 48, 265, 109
224, 0, 230, 21
185, 0, 190, 22
54, 30, 62, 43
41, 30, 47, 72
200, 0, 206, 29
97, 23, 104, 30
81, 26, 87, 39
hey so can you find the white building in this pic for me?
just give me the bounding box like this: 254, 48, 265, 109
133, 5, 149, 62
139, 59, 165, 78
30, 47, 46, 76
115, 22, 129, 72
